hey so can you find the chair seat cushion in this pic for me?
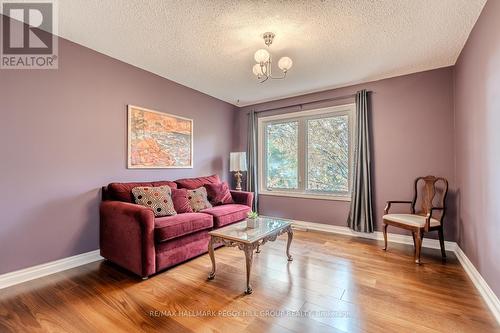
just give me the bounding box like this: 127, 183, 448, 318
383, 214, 440, 228
201, 204, 251, 227
154, 213, 213, 242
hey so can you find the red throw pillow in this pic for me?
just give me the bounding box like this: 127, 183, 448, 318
171, 188, 193, 213
204, 182, 234, 206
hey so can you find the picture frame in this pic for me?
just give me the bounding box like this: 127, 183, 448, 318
127, 105, 193, 169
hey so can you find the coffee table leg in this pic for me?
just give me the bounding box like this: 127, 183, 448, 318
208, 237, 216, 280
244, 245, 254, 294
286, 228, 293, 261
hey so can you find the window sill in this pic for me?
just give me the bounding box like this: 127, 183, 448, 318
259, 191, 351, 202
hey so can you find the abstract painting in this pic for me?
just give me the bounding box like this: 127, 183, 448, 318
127, 105, 193, 168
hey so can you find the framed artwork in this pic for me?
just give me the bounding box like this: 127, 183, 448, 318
127, 105, 193, 168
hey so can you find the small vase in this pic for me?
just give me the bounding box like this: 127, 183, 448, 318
247, 218, 259, 229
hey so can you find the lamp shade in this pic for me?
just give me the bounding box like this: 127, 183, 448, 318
278, 56, 293, 71
254, 49, 270, 63
252, 63, 262, 76
230, 152, 247, 172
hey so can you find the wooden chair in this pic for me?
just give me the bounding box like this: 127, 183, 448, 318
383, 176, 448, 264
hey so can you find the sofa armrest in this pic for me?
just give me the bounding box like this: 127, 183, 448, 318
230, 190, 254, 208
99, 201, 156, 278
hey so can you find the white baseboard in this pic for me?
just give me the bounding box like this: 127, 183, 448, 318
454, 246, 500, 324
288, 218, 499, 324
289, 219, 457, 251
0, 250, 103, 290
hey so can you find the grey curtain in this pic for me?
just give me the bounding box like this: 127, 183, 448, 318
247, 109, 259, 212
347, 90, 374, 232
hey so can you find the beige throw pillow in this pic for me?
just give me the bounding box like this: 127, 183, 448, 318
132, 186, 176, 217
187, 187, 212, 212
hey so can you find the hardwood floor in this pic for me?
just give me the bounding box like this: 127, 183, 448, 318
0, 230, 498, 332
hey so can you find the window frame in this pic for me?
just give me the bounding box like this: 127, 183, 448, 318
257, 103, 356, 201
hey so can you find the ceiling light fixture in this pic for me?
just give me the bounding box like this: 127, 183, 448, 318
252, 32, 293, 83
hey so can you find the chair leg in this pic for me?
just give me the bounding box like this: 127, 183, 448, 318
383, 223, 388, 250
412, 232, 416, 254
414, 230, 423, 264
438, 227, 446, 259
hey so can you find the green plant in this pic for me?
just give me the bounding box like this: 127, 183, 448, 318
247, 211, 259, 219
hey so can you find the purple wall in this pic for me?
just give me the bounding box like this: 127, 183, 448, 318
2, 6, 496, 294
454, 0, 500, 297
0, 34, 236, 274
235, 68, 456, 240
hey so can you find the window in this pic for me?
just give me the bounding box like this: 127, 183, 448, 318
258, 104, 355, 200
265, 121, 298, 189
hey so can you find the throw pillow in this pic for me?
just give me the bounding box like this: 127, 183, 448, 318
204, 182, 234, 206
171, 188, 193, 213
187, 187, 212, 212
131, 186, 176, 217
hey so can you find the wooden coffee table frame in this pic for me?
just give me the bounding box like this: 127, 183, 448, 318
207, 223, 293, 294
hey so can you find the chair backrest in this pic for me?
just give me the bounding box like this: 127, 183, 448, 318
412, 176, 448, 219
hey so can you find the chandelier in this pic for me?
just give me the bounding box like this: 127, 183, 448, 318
252, 32, 293, 83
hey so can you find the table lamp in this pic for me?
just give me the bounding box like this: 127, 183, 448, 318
230, 152, 247, 191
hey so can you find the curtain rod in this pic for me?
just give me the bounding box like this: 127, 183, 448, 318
246, 91, 372, 114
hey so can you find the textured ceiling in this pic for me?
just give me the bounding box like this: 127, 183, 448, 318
23, 1, 491, 105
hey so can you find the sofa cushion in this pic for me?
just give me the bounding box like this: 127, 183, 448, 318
154, 213, 213, 242
152, 181, 178, 189
171, 188, 193, 213
107, 181, 177, 203
132, 186, 176, 217
187, 187, 212, 212
204, 182, 234, 206
108, 182, 154, 202
201, 204, 251, 228
175, 174, 221, 190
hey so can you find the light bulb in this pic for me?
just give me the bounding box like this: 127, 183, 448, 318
254, 49, 270, 63
278, 56, 293, 72
252, 63, 262, 76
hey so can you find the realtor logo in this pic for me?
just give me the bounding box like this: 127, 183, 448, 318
1, 0, 58, 69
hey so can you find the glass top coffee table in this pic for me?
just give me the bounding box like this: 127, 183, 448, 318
207, 217, 293, 294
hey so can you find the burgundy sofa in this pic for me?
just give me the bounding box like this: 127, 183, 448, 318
99, 175, 253, 278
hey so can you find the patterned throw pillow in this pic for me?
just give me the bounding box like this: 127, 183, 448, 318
204, 182, 234, 206
131, 186, 176, 217
187, 187, 212, 212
